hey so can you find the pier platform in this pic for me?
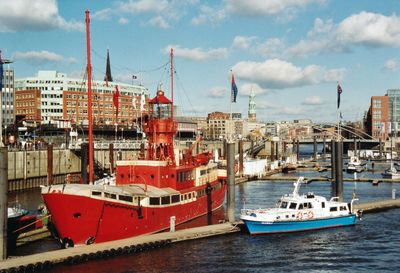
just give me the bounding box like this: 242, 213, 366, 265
0, 222, 240, 272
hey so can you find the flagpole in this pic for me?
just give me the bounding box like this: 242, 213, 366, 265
229, 71, 233, 142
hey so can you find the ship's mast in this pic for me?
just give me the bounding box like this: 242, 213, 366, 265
85, 10, 94, 184
170, 48, 174, 119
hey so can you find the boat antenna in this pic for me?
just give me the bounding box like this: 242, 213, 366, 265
85, 9, 94, 184
170, 48, 174, 119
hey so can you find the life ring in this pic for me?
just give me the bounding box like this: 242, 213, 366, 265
296, 212, 303, 220
308, 211, 314, 219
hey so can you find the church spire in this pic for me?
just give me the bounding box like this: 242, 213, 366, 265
104, 49, 113, 82
248, 88, 256, 122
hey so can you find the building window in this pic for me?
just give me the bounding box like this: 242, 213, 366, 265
373, 99, 382, 109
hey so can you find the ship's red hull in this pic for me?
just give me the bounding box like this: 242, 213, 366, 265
42, 182, 226, 245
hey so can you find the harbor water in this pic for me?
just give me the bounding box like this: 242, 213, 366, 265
11, 178, 400, 272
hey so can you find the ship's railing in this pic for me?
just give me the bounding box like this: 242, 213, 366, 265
69, 140, 148, 150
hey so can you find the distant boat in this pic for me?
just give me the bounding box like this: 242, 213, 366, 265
381, 162, 400, 179
7, 206, 29, 252
240, 177, 360, 235
346, 156, 364, 173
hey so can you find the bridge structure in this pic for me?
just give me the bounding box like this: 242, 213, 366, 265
248, 122, 383, 158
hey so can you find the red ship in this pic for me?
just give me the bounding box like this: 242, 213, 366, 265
41, 10, 227, 248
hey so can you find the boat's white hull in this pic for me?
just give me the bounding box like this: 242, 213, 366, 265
241, 215, 357, 235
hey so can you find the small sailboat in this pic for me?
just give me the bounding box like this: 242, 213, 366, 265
240, 177, 360, 235
381, 162, 400, 179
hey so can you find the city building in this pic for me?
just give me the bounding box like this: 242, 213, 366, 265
387, 89, 400, 133
0, 61, 14, 125
14, 70, 149, 126
365, 95, 389, 140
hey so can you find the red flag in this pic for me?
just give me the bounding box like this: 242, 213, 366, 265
113, 85, 120, 117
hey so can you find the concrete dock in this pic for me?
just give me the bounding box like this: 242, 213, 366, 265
0, 222, 240, 272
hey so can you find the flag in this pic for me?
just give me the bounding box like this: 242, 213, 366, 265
231, 73, 238, 103
113, 85, 120, 117
337, 84, 342, 109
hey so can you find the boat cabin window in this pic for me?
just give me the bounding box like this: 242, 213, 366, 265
322, 202, 325, 208
340, 206, 347, 211
171, 195, 180, 203
161, 196, 170, 205
119, 195, 133, 203
303, 202, 313, 209
104, 192, 116, 199
298, 204, 303, 210
150, 197, 160, 205
280, 201, 288, 209
330, 207, 338, 212
200, 170, 207, 176
289, 202, 297, 209
92, 191, 102, 196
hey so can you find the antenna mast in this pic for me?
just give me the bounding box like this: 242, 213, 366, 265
170, 48, 174, 119
85, 9, 94, 184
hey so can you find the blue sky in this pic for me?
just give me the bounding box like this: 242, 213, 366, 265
1, 0, 400, 123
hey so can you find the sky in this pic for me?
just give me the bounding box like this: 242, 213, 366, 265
1, 0, 400, 123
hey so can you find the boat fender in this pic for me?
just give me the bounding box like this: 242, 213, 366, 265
296, 212, 303, 220
308, 211, 314, 219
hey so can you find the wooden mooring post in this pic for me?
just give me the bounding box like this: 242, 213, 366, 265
0, 147, 8, 260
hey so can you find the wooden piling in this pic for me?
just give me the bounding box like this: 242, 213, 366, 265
227, 142, 235, 223
47, 144, 53, 186
0, 147, 8, 260
109, 143, 114, 174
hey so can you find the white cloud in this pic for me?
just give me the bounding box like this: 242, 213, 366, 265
93, 8, 113, 21
232, 59, 344, 89
13, 50, 66, 64
239, 83, 268, 96
288, 12, 400, 58
232, 36, 257, 50
256, 38, 285, 58
208, 87, 228, 98
336, 12, 400, 47
302, 96, 323, 105
118, 17, 130, 25
147, 16, 170, 28
118, 0, 168, 14
224, 0, 325, 17
384, 59, 399, 71
164, 45, 228, 61
191, 5, 227, 25
0, 0, 83, 32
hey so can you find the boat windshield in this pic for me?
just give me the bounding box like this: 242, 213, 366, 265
289, 202, 297, 209
279, 201, 288, 209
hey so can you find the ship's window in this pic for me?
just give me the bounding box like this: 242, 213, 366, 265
171, 174, 175, 178
322, 202, 325, 208
92, 191, 102, 196
119, 195, 133, 202
188, 193, 192, 199
280, 201, 288, 209
150, 197, 160, 205
161, 196, 170, 205
171, 195, 180, 203
200, 170, 206, 176
151, 175, 154, 179
340, 206, 347, 211
286, 215, 289, 218
289, 202, 297, 209
298, 204, 304, 210
330, 207, 338, 212
104, 192, 116, 199
303, 202, 313, 209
